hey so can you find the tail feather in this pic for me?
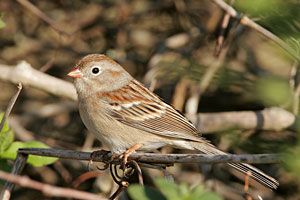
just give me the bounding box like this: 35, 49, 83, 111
190, 141, 279, 189
229, 163, 279, 189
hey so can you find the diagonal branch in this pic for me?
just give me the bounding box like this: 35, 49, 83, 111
0, 83, 22, 132
210, 0, 299, 62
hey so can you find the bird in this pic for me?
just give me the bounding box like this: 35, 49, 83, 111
67, 54, 279, 189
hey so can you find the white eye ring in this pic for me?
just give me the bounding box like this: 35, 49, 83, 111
91, 66, 102, 75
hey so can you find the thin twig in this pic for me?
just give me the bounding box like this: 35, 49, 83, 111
128, 160, 144, 185
18, 148, 280, 164
109, 183, 127, 200
0, 153, 28, 200
39, 58, 55, 73
0, 83, 22, 132
210, 0, 299, 62
16, 0, 74, 36
0, 170, 106, 200
72, 171, 104, 188
214, 0, 235, 57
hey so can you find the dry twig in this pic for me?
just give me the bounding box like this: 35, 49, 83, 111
0, 83, 23, 200
0, 170, 106, 200
214, 0, 235, 57
0, 83, 22, 132
0, 153, 28, 200
72, 171, 104, 188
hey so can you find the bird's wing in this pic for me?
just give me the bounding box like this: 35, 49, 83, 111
100, 80, 203, 142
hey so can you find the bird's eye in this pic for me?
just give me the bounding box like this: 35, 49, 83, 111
91, 66, 101, 75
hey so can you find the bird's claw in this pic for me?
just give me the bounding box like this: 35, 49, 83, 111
88, 149, 111, 171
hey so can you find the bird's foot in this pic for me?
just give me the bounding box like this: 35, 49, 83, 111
114, 144, 142, 169
89, 149, 111, 170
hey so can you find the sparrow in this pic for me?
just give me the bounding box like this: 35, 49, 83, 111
67, 54, 278, 189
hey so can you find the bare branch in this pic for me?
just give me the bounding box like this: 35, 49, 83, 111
214, 0, 235, 57
0, 83, 22, 132
187, 107, 295, 133
0, 170, 106, 200
18, 148, 280, 164
0, 153, 28, 200
210, 0, 299, 62
0, 61, 77, 101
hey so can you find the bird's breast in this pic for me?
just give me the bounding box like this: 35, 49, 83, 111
77, 95, 173, 153
77, 96, 145, 152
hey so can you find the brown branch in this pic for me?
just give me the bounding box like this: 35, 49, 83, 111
8, 148, 278, 199
18, 148, 280, 164
72, 171, 104, 188
0, 61, 77, 101
210, 0, 299, 62
187, 107, 295, 133
0, 153, 28, 200
0, 170, 106, 200
0, 83, 22, 132
214, 0, 235, 57
3, 149, 278, 200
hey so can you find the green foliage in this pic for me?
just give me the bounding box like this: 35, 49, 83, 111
0, 160, 11, 185
235, 0, 284, 16
282, 119, 300, 182
128, 178, 223, 200
282, 145, 300, 180
235, 0, 300, 61
0, 13, 5, 29
0, 112, 57, 167
0, 141, 58, 167
0, 113, 14, 154
255, 76, 292, 107
128, 185, 166, 200
235, 0, 300, 38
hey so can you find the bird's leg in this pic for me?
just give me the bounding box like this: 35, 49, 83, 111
120, 144, 142, 167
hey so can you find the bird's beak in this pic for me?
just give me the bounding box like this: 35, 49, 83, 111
67, 67, 83, 78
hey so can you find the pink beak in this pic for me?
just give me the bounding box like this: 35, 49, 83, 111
67, 67, 83, 78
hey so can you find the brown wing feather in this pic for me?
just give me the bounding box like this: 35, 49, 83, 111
100, 80, 202, 142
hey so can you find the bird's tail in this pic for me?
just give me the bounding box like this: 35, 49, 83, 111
189, 141, 279, 189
